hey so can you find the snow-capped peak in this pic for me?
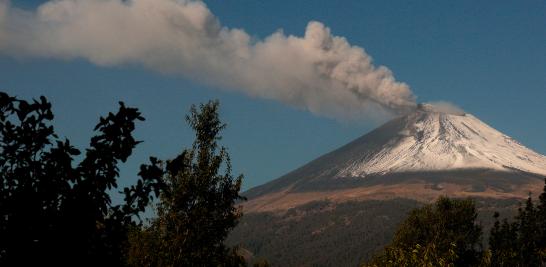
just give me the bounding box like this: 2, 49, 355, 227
337, 106, 546, 177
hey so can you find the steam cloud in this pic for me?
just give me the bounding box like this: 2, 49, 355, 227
426, 102, 465, 115
0, 0, 417, 120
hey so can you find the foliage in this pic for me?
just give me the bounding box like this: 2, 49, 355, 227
0, 92, 163, 266
366, 197, 484, 266
252, 258, 271, 267
128, 100, 246, 266
488, 179, 546, 266
488, 212, 521, 266
365, 242, 459, 267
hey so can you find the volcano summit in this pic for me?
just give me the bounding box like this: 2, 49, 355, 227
244, 104, 546, 212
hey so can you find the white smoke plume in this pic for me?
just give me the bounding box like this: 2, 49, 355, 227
424, 101, 465, 115
0, 0, 417, 120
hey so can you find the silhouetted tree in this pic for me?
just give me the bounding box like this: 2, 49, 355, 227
537, 179, 546, 263
0, 92, 163, 266
366, 197, 484, 266
127, 100, 246, 266
489, 212, 520, 266
489, 179, 546, 266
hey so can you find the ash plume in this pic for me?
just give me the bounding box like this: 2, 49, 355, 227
0, 0, 417, 120
418, 102, 465, 116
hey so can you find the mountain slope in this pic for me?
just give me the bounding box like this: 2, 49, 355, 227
231, 104, 546, 266
244, 104, 546, 211
337, 104, 546, 176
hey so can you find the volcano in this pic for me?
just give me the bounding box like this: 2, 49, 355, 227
244, 104, 546, 212
231, 105, 546, 266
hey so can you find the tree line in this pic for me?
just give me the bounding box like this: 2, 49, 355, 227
365, 182, 546, 266
0, 92, 266, 266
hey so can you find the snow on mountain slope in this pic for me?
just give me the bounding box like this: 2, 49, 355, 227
337, 104, 546, 177
242, 103, 546, 211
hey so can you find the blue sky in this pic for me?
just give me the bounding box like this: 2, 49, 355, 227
1, 0, 545, 191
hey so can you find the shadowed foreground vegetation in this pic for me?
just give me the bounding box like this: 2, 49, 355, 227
365, 197, 483, 266
0, 92, 261, 266
0, 92, 164, 266
126, 101, 246, 266
365, 183, 546, 267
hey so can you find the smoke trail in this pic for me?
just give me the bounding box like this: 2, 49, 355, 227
0, 0, 416, 120
420, 102, 465, 115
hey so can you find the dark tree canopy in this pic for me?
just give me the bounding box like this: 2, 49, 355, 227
367, 197, 483, 266
127, 100, 246, 266
0, 92, 163, 266
489, 179, 546, 266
